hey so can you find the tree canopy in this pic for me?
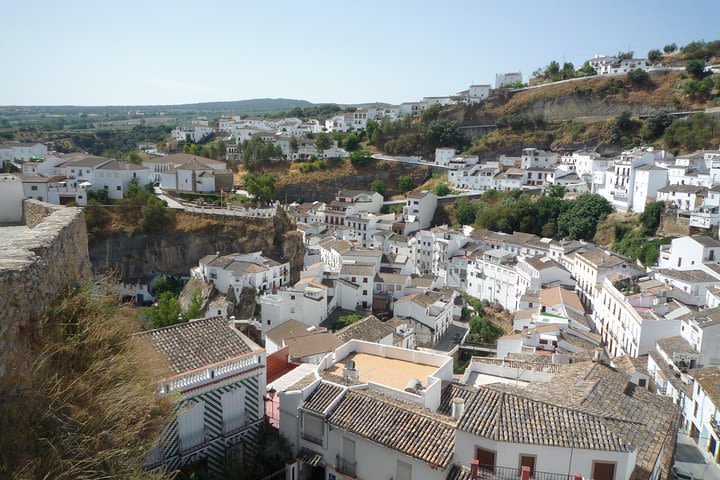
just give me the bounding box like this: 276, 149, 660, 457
244, 172, 277, 204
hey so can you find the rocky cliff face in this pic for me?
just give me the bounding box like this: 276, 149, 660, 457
89, 207, 303, 282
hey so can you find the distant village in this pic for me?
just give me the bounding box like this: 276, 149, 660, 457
2, 51, 720, 480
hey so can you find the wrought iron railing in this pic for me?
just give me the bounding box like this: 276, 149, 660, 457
301, 431, 323, 446
336, 454, 357, 477
476, 465, 573, 480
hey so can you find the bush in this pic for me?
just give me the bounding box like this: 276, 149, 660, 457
664, 43, 677, 54
147, 291, 184, 328
664, 113, 719, 151
334, 313, 363, 330
370, 179, 386, 197
350, 150, 372, 167
455, 201, 478, 225
639, 201, 665, 234
686, 59, 708, 79
627, 68, 650, 86
140, 198, 176, 234
433, 183, 450, 196
398, 175, 415, 193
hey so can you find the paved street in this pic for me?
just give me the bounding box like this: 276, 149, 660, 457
433, 323, 468, 352
674, 432, 720, 480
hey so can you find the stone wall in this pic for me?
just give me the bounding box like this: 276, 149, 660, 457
0, 200, 91, 386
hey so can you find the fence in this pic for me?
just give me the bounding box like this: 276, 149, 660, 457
184, 204, 277, 218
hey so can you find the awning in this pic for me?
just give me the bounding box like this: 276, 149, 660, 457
297, 448, 324, 467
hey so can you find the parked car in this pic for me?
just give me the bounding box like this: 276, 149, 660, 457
671, 465, 694, 480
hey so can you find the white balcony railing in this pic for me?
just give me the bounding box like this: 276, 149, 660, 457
223, 413, 249, 436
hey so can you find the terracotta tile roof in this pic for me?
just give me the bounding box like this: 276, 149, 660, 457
438, 383, 477, 417
301, 381, 345, 414
656, 268, 719, 283
540, 286, 584, 312
327, 389, 455, 469
135, 316, 256, 374
335, 315, 393, 344
656, 335, 698, 356
340, 263, 375, 276
285, 332, 343, 359
396, 291, 448, 308
690, 367, 720, 406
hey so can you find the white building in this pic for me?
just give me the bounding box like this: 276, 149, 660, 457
261, 276, 332, 335
192, 251, 290, 297
495, 72, 523, 88
588, 55, 651, 75
324, 190, 383, 227
170, 124, 214, 143
0, 141, 48, 166
467, 85, 491, 103
657, 184, 706, 212
137, 316, 266, 477
402, 190, 438, 232
393, 290, 456, 347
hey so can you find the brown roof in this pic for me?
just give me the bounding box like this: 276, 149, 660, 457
656, 268, 720, 283
135, 316, 256, 374
266, 319, 323, 346
285, 332, 343, 359
438, 383, 477, 417
396, 291, 448, 308
691, 367, 720, 406
64, 156, 112, 168
656, 335, 698, 356
539, 286, 584, 312
335, 315, 394, 344
164, 152, 226, 167
327, 389, 455, 469
340, 263, 375, 276
301, 381, 345, 414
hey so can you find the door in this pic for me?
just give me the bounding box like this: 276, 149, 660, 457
476, 447, 496, 472
519, 455, 536, 476
591, 461, 615, 480
178, 401, 205, 450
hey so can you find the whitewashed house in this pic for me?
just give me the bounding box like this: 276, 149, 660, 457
192, 251, 290, 297
393, 291, 456, 347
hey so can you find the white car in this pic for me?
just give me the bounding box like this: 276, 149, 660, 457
671, 466, 694, 480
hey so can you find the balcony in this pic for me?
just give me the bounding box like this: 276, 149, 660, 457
223, 413, 249, 437
711, 418, 720, 437
477, 465, 572, 480
179, 428, 210, 454
336, 454, 357, 477
301, 431, 324, 446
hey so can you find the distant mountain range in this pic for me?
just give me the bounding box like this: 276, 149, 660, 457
0, 98, 318, 116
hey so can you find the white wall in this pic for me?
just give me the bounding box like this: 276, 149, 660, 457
0, 174, 24, 222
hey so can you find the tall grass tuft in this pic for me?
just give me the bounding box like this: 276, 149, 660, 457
0, 284, 173, 480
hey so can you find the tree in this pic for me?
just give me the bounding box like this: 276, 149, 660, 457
334, 313, 363, 330
140, 199, 175, 234
314, 132, 332, 156
546, 60, 560, 78
398, 175, 414, 193
125, 178, 142, 198
370, 179, 386, 198
610, 111, 638, 143
617, 51, 634, 60
664, 113, 719, 151
185, 289, 203, 320
647, 49, 663, 64
576, 61, 597, 77
561, 62, 575, 80
349, 150, 372, 167
344, 132, 360, 151
639, 201, 665, 235
627, 68, 649, 86
289, 135, 299, 157
88, 188, 109, 205
664, 43, 677, 54
640, 111, 674, 141
240, 135, 283, 168
686, 59, 707, 79
455, 202, 477, 225
433, 183, 450, 196
244, 172, 277, 204
556, 194, 613, 240
126, 151, 142, 164
427, 120, 465, 149
147, 291, 183, 328
545, 184, 566, 198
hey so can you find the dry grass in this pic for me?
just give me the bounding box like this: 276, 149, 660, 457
0, 284, 172, 480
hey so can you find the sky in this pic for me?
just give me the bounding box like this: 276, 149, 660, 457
2, 0, 719, 106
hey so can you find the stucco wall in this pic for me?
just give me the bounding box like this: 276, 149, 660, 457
0, 200, 91, 386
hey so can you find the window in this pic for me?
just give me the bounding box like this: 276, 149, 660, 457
178, 402, 205, 451
591, 461, 616, 480
519, 455, 536, 476
221, 387, 246, 434
302, 412, 324, 445
117, 186, 121, 191
396, 459, 412, 480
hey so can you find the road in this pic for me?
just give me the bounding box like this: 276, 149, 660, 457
674, 432, 720, 480
371, 153, 449, 169
154, 187, 186, 210
383, 190, 486, 206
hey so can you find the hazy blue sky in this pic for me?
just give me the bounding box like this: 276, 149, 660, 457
2, 0, 718, 106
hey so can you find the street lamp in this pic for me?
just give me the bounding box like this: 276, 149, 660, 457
267, 387, 277, 422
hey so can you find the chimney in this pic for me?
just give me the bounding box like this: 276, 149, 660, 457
470, 459, 479, 480
451, 397, 466, 420
593, 348, 602, 362
343, 360, 359, 382
573, 475, 584, 480
521, 466, 531, 480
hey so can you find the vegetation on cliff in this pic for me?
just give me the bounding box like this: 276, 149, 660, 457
0, 285, 171, 479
